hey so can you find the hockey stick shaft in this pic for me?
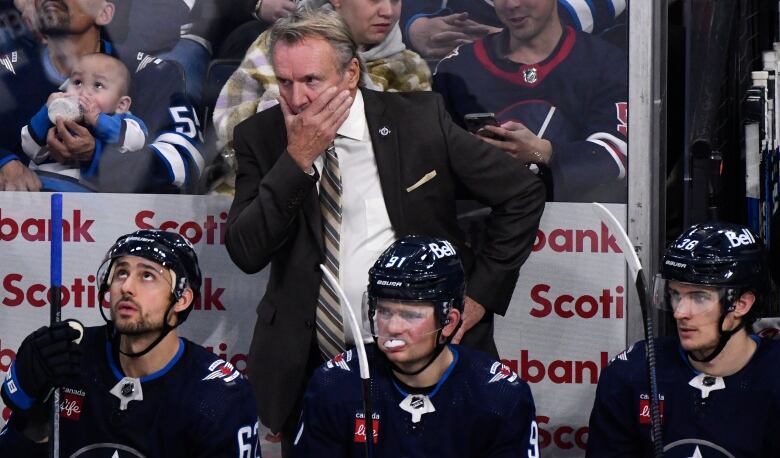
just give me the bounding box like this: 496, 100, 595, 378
592, 203, 663, 457
49, 193, 63, 458
319, 265, 374, 457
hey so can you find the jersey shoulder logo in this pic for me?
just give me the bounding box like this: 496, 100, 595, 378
203, 359, 241, 383
610, 343, 635, 364
0, 51, 18, 75
487, 361, 518, 384
134, 52, 163, 73
326, 350, 353, 371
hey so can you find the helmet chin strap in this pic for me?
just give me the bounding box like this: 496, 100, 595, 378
100, 292, 182, 358
384, 332, 447, 376
687, 301, 745, 363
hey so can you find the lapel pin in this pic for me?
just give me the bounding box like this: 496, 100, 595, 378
378, 126, 391, 137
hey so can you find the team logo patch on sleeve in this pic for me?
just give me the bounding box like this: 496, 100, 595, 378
0, 52, 18, 75
610, 343, 635, 364
488, 362, 518, 384
203, 359, 241, 383
326, 350, 353, 371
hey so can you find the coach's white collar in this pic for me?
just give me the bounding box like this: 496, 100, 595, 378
337, 90, 367, 142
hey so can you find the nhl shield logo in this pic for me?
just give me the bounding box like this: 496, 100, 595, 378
523, 67, 538, 84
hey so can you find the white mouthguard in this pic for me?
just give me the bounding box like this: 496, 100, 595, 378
383, 339, 406, 349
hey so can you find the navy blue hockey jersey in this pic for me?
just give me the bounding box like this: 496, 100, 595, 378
433, 27, 627, 203
587, 336, 780, 457
292, 345, 538, 457
0, 36, 204, 193
0, 326, 261, 458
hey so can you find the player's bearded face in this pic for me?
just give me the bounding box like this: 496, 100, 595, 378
108, 256, 175, 336
374, 300, 440, 370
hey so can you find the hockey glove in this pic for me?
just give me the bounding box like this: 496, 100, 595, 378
1, 320, 83, 413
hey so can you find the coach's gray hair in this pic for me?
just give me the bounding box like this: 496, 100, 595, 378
268, 8, 365, 77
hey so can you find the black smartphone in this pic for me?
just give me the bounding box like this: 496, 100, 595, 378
464, 113, 502, 139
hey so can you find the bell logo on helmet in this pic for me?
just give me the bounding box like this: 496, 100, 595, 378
724, 228, 756, 248
427, 241, 456, 259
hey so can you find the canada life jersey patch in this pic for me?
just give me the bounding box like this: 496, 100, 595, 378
638, 393, 664, 425
353, 412, 380, 444
60, 387, 86, 421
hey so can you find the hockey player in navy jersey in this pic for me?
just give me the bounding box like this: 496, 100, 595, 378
0, 230, 261, 457
0, 0, 203, 193
432, 0, 627, 203
291, 235, 539, 457
587, 223, 780, 457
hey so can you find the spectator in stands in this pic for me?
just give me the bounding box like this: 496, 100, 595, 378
403, 0, 626, 59
432, 0, 628, 202
213, 0, 431, 155
21, 53, 147, 183
0, 0, 204, 193
211, 0, 296, 60
15, 0, 215, 109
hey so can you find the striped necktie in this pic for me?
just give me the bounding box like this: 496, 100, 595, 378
316, 142, 346, 359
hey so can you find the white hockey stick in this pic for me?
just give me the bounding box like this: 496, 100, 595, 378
592, 203, 664, 457
319, 265, 375, 455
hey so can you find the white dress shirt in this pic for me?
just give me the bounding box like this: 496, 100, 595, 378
316, 90, 396, 344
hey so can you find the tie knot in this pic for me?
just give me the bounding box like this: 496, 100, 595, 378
324, 142, 338, 163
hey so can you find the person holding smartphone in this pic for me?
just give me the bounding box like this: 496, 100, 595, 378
433, 0, 628, 203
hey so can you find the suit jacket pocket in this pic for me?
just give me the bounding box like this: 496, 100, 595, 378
257, 300, 276, 325
406, 170, 437, 193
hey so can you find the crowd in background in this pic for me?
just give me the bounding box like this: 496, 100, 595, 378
0, 0, 627, 201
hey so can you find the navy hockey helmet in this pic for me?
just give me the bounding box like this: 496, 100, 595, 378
97, 229, 202, 323
367, 235, 465, 328
661, 223, 771, 315
657, 223, 773, 363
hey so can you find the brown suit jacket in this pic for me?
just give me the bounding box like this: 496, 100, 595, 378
226, 89, 545, 432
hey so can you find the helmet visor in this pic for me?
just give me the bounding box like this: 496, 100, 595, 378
652, 274, 726, 315
97, 255, 175, 297
362, 293, 442, 349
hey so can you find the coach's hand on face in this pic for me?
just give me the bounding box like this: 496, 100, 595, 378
279, 86, 352, 171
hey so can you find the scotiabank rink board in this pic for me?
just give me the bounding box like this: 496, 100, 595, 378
494, 203, 627, 456
0, 194, 627, 457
